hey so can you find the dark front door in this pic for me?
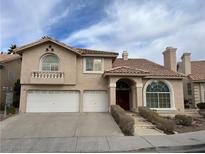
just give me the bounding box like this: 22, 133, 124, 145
116, 90, 130, 110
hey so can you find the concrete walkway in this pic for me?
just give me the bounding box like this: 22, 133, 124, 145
127, 112, 164, 136
1, 130, 205, 152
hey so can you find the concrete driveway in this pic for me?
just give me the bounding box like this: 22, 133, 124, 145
0, 113, 123, 139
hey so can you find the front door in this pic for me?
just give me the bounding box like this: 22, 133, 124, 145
116, 90, 130, 110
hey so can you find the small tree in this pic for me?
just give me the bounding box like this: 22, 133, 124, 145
13, 79, 21, 108
7, 44, 17, 54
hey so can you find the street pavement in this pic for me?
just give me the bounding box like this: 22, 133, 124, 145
1, 130, 205, 152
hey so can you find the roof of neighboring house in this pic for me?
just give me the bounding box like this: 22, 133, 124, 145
104, 58, 184, 79
0, 54, 21, 63
189, 61, 205, 81
14, 37, 118, 58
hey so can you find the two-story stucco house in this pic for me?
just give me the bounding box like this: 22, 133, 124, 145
14, 37, 185, 113
177, 53, 205, 108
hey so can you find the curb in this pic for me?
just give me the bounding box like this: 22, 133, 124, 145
129, 143, 205, 153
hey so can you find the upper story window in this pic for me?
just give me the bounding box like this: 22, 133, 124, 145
84, 57, 103, 73
41, 54, 59, 71
146, 80, 171, 108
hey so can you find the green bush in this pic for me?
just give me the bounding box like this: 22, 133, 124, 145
175, 115, 192, 126
6, 106, 16, 114
111, 105, 134, 136
197, 102, 205, 109
138, 107, 174, 134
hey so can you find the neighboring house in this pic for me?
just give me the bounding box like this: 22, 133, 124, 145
177, 53, 205, 108
0, 54, 21, 106
14, 37, 184, 113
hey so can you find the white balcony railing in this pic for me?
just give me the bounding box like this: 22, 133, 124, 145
31, 71, 64, 79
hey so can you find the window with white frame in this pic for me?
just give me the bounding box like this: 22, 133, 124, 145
84, 57, 103, 73
41, 54, 59, 71
146, 80, 171, 108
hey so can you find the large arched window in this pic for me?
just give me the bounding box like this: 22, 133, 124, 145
41, 54, 59, 71
146, 80, 171, 108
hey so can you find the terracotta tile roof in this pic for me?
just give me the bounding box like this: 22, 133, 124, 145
0, 54, 21, 63
104, 66, 149, 76
107, 58, 184, 78
75, 48, 118, 56
14, 37, 81, 55
14, 37, 118, 57
189, 61, 205, 81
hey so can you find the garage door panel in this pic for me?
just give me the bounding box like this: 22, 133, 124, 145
83, 91, 108, 112
27, 91, 79, 112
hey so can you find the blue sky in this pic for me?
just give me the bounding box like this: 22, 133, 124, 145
0, 0, 205, 64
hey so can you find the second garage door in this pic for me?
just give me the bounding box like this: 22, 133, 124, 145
83, 91, 108, 112
26, 90, 80, 112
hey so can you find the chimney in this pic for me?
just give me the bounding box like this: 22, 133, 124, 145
122, 51, 128, 60
163, 47, 177, 72
181, 53, 191, 75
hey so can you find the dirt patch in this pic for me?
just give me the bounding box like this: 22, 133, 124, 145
174, 117, 205, 133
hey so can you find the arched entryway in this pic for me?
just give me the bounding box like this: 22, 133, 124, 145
116, 79, 135, 110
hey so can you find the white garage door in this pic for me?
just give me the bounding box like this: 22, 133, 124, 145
27, 91, 79, 112
83, 91, 108, 112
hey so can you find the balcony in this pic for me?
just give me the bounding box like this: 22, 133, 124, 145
30, 71, 64, 84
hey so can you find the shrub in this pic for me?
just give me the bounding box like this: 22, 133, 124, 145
197, 102, 205, 109
6, 106, 16, 114
155, 117, 175, 134
175, 115, 192, 126
111, 105, 134, 136
138, 107, 174, 134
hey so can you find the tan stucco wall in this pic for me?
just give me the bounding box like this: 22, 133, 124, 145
0, 59, 21, 105
21, 42, 77, 85
19, 42, 113, 112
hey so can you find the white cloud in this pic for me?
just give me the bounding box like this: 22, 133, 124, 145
64, 0, 205, 64
0, 0, 61, 50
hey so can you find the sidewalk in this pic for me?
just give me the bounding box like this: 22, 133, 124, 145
1, 130, 205, 152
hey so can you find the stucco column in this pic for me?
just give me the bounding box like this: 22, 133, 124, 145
19, 86, 27, 113
131, 85, 136, 110
136, 81, 143, 107
109, 83, 116, 106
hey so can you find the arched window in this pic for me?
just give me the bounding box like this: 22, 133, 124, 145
41, 54, 59, 71
146, 80, 171, 108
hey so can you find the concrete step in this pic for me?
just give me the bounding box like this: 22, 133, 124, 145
135, 127, 164, 136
